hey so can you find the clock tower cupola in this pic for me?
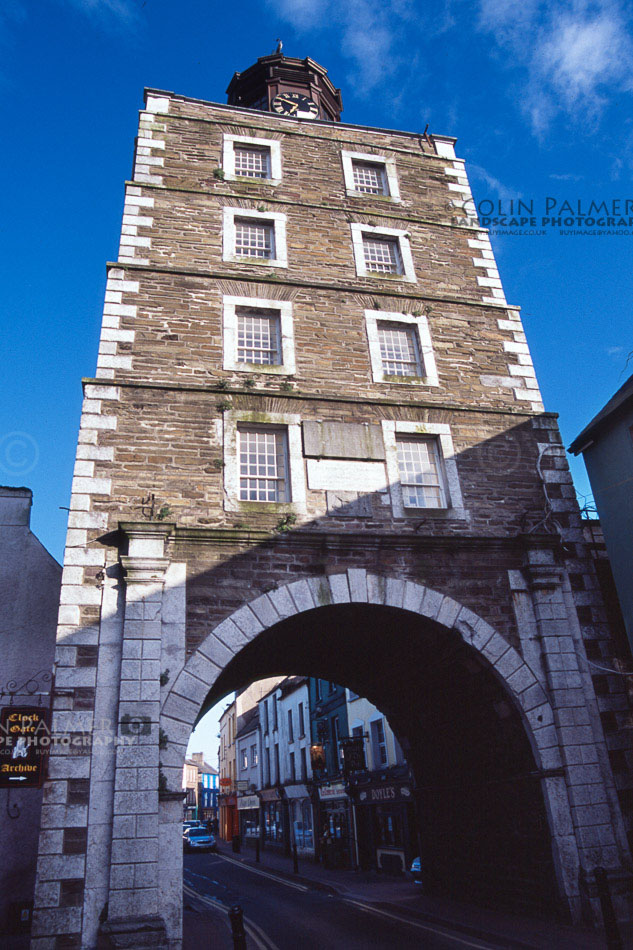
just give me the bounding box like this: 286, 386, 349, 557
226, 50, 343, 121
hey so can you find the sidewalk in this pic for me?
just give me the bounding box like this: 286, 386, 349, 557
217, 842, 610, 949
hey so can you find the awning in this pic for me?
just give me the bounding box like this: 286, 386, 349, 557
260, 788, 281, 802
284, 784, 309, 799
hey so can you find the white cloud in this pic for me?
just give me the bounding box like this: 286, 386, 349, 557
268, 0, 413, 93
59, 0, 139, 24
477, 1, 633, 134
468, 163, 518, 204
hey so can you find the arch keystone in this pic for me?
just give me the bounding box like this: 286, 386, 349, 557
347, 568, 368, 602
329, 573, 351, 604
308, 576, 332, 607
366, 573, 386, 604
385, 576, 405, 608
403, 580, 424, 614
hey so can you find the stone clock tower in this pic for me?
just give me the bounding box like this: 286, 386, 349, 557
30, 51, 632, 948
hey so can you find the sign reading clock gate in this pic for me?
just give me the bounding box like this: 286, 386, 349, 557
0, 706, 50, 788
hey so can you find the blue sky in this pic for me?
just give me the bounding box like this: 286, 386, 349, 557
2, 0, 633, 566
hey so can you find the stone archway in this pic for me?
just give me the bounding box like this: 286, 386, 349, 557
156, 570, 580, 943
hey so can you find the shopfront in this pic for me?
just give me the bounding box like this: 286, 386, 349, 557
350, 773, 416, 874
237, 794, 261, 844
260, 788, 284, 849
318, 783, 353, 869
285, 784, 314, 855
219, 792, 238, 842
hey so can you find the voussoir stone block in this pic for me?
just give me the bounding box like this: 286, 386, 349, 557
436, 596, 461, 629
420, 587, 443, 620
198, 634, 234, 670
172, 669, 210, 707
248, 593, 280, 628
182, 650, 219, 687
267, 584, 298, 619
288, 578, 315, 613
213, 618, 247, 651
161, 691, 200, 726
231, 604, 264, 637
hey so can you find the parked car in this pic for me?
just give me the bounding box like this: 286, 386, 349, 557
183, 827, 217, 852
183, 820, 202, 831
409, 857, 423, 884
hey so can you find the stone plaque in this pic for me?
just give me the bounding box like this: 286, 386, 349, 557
302, 421, 385, 460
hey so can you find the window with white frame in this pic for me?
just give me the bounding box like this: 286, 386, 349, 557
353, 161, 387, 194
350, 223, 416, 282
371, 718, 388, 767
235, 146, 270, 179
382, 420, 467, 519
223, 208, 288, 267
238, 427, 289, 502
241, 748, 248, 770
364, 236, 401, 273
223, 134, 282, 184
396, 438, 446, 509
237, 309, 281, 364
223, 296, 295, 375
364, 310, 438, 385
236, 219, 273, 258
341, 150, 400, 200
224, 410, 307, 513
378, 323, 421, 376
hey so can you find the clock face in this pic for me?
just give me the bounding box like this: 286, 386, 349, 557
271, 92, 319, 120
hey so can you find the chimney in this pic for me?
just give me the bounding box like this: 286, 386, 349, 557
0, 486, 33, 527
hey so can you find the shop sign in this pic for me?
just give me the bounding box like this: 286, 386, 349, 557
0, 706, 50, 789
219, 777, 232, 787
319, 783, 347, 801
340, 736, 366, 776
237, 795, 260, 811
236, 780, 249, 790
356, 784, 412, 805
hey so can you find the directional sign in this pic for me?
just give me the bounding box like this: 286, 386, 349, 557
0, 706, 50, 789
